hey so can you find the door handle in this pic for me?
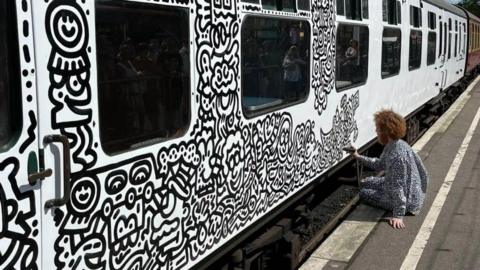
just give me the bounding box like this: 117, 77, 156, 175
43, 134, 71, 209
28, 169, 53, 185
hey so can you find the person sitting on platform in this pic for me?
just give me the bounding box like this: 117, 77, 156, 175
351, 109, 429, 229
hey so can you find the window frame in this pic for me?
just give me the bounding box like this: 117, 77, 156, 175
335, 22, 370, 92
94, 1, 192, 155
240, 14, 312, 119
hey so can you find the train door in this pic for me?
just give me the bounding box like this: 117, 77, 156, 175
30, 0, 196, 269
0, 0, 44, 269
439, 10, 449, 90
29, 0, 98, 268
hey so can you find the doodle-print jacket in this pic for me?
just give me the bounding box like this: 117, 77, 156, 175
358, 139, 429, 218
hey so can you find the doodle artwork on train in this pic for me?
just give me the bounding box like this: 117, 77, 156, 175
0, 158, 38, 270
45, 0, 97, 172
49, 0, 348, 268
311, 0, 336, 116
0, 0, 356, 269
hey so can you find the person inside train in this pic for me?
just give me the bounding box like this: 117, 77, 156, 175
282, 45, 306, 100
344, 39, 359, 64
350, 110, 429, 229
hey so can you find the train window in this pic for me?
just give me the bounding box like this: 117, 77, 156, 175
427, 32, 436, 66
241, 17, 310, 117
444, 22, 447, 55
262, 0, 295, 12
242, 0, 259, 5
468, 24, 471, 51
0, 0, 21, 151
409, 30, 422, 70
298, 0, 310, 11
96, 1, 190, 154
345, 0, 362, 20
382, 0, 400, 25
381, 28, 401, 78
448, 32, 452, 59
428, 12, 436, 30
410, 6, 421, 28
337, 0, 345, 15
337, 0, 368, 20
336, 24, 369, 90
459, 26, 462, 54
396, 1, 401, 24
439, 22, 443, 57
362, 0, 368, 19
455, 34, 458, 57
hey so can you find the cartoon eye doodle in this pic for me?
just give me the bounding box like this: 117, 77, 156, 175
129, 160, 152, 186
105, 170, 127, 195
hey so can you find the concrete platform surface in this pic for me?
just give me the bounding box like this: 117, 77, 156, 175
300, 77, 480, 270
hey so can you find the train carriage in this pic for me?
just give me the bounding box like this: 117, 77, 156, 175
462, 8, 480, 75
0, 0, 474, 269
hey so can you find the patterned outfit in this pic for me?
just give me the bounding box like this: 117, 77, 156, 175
358, 139, 429, 218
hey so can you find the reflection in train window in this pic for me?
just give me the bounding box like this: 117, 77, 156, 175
427, 32, 436, 66
0, 0, 21, 151
337, 0, 368, 20
345, 0, 362, 20
444, 22, 447, 55
410, 6, 421, 28
428, 12, 436, 30
336, 24, 369, 90
337, 0, 345, 15
298, 0, 310, 11
362, 0, 368, 19
383, 0, 401, 25
455, 33, 458, 57
96, 1, 190, 154
262, 0, 295, 12
409, 30, 422, 70
241, 17, 310, 117
381, 28, 401, 78
448, 31, 452, 59
459, 25, 462, 55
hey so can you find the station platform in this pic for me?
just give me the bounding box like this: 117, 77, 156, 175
300, 76, 480, 270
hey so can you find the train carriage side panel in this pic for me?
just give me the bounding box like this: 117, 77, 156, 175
462, 9, 480, 74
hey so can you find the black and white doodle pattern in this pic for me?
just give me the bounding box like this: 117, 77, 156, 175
45, 0, 97, 171
0, 158, 38, 270
311, 0, 336, 115
2, 0, 354, 269
0, 0, 40, 269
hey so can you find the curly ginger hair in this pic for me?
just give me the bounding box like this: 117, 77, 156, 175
374, 109, 407, 145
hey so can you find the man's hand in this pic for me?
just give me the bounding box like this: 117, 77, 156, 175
389, 217, 405, 229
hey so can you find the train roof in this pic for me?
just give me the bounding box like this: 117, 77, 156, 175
423, 0, 467, 18
462, 8, 480, 24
